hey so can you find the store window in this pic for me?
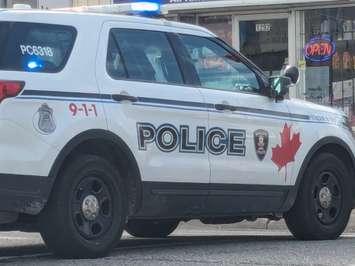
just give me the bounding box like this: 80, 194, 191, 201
179, 15, 196, 25
304, 7, 355, 124
198, 15, 233, 46
239, 19, 288, 76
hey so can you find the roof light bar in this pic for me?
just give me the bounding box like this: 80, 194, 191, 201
56, 2, 165, 17
131, 2, 160, 12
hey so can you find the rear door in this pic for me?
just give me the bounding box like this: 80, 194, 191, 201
96, 23, 210, 216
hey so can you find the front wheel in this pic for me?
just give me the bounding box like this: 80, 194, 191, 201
126, 219, 179, 238
39, 155, 127, 259
285, 153, 352, 240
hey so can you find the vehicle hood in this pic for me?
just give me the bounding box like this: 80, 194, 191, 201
288, 98, 345, 119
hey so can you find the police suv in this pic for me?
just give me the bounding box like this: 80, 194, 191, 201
0, 6, 354, 259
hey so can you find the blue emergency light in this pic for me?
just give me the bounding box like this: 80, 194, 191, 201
128, 0, 162, 17
131, 1, 160, 12
59, 1, 164, 18
24, 57, 44, 72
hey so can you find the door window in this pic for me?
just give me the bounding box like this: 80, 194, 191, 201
179, 34, 260, 93
107, 29, 183, 85
106, 33, 126, 79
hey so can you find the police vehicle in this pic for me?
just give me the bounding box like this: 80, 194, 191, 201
0, 3, 354, 259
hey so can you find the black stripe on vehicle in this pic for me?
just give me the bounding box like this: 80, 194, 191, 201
21, 90, 112, 100
234, 106, 310, 120
20, 90, 310, 120
138, 96, 212, 109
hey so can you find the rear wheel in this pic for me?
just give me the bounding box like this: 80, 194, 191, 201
285, 153, 352, 240
126, 219, 179, 238
39, 155, 126, 258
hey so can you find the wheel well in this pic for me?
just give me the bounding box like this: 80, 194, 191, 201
312, 143, 355, 203
50, 132, 142, 216
315, 143, 354, 174
282, 139, 355, 212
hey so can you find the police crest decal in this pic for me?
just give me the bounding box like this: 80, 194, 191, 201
254, 129, 269, 161
33, 103, 56, 134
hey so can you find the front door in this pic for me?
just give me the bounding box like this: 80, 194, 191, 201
176, 34, 295, 214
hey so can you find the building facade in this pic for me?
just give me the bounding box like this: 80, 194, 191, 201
72, 0, 110, 7
3, 0, 72, 8
2, 0, 37, 8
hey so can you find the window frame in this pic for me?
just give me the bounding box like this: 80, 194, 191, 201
175, 33, 269, 96
106, 28, 186, 86
106, 30, 129, 79
0, 21, 77, 74
105, 28, 269, 96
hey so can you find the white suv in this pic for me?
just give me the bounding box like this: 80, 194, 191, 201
0, 9, 354, 259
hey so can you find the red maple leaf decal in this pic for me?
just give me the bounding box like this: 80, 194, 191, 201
271, 123, 302, 181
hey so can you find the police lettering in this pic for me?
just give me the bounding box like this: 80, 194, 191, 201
206, 127, 227, 155
137, 123, 246, 156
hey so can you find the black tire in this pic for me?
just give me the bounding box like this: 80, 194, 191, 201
126, 219, 179, 238
285, 153, 352, 240
39, 155, 127, 259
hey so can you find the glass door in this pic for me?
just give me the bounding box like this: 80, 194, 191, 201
236, 14, 289, 77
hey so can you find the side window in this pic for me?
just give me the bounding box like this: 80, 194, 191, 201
179, 34, 260, 93
0, 22, 76, 73
108, 29, 183, 85
107, 33, 126, 79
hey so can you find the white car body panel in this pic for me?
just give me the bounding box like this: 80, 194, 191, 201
0, 9, 353, 210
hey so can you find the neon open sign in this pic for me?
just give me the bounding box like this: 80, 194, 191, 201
304, 36, 336, 62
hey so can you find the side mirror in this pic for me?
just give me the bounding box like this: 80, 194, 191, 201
283, 66, 299, 84
268, 76, 292, 99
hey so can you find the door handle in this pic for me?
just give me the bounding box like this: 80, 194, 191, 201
215, 104, 236, 111
112, 94, 138, 103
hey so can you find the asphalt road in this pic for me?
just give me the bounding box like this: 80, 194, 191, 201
0, 224, 355, 266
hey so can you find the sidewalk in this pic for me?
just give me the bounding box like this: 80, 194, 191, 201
180, 211, 355, 232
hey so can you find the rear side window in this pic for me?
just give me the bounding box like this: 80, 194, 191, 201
107, 29, 183, 85
0, 22, 76, 73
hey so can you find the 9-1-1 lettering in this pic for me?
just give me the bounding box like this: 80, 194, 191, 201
69, 103, 97, 117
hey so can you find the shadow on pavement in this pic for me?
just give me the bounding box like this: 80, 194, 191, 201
0, 233, 354, 263
0, 234, 295, 261
116, 234, 295, 250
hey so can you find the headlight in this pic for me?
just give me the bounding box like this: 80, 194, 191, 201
341, 115, 352, 132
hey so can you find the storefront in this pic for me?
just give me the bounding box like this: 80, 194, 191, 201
164, 0, 355, 125
302, 7, 355, 120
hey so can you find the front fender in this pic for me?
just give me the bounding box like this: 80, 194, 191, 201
281, 136, 355, 212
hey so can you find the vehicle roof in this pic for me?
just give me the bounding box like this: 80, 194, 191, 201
0, 9, 216, 37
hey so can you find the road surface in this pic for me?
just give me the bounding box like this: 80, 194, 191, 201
0, 224, 355, 265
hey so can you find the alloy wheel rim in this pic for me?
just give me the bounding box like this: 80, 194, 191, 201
72, 176, 113, 240
313, 171, 342, 225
